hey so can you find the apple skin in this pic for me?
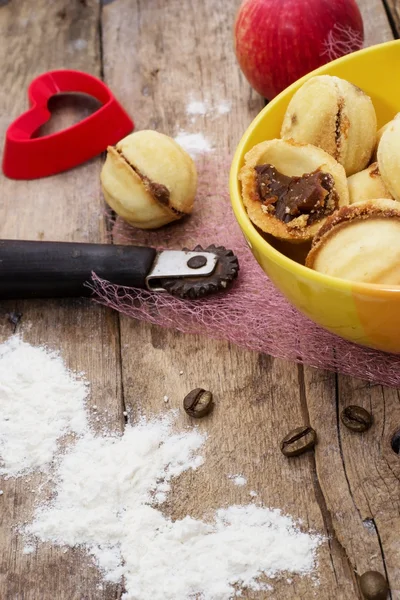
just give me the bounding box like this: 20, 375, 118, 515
234, 0, 364, 100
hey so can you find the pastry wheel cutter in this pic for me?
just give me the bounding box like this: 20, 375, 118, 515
0, 240, 239, 300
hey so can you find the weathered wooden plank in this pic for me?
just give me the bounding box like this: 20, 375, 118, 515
0, 1, 123, 598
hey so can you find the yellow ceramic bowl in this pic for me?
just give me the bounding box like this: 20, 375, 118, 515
230, 40, 400, 354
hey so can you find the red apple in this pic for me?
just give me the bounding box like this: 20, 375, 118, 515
234, 0, 364, 100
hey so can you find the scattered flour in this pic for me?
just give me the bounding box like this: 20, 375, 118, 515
26, 414, 206, 571
178, 98, 231, 158
174, 131, 213, 158
0, 337, 88, 477
185, 99, 231, 117
0, 336, 323, 599
26, 417, 322, 600
229, 474, 247, 486
186, 100, 208, 116
250, 490, 258, 498
70, 38, 88, 51
217, 101, 231, 114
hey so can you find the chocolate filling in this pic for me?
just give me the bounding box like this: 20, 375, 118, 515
255, 164, 338, 225
369, 163, 380, 178
145, 179, 170, 206
334, 99, 344, 160
116, 148, 173, 209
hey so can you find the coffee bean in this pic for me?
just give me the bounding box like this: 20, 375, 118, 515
391, 429, 400, 454
341, 405, 373, 433
183, 388, 213, 418
280, 426, 317, 457
359, 571, 389, 600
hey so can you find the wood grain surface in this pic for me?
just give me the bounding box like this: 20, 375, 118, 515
0, 0, 399, 599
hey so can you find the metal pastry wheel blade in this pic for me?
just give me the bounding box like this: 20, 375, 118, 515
146, 245, 239, 299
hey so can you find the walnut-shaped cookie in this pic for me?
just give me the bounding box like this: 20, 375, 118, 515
306, 199, 400, 284
281, 76, 377, 176
347, 163, 392, 204
101, 130, 197, 229
239, 139, 349, 242
377, 116, 400, 201
371, 112, 400, 162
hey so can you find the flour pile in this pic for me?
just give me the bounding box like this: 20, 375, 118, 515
0, 337, 88, 476
26, 425, 321, 599
26, 416, 206, 590
0, 337, 323, 599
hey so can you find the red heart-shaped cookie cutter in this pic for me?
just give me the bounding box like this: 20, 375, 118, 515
2, 70, 134, 179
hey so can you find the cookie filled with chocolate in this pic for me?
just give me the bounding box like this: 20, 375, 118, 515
306, 199, 400, 284
239, 139, 349, 241
280, 75, 377, 176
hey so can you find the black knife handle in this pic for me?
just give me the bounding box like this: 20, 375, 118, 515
0, 239, 157, 299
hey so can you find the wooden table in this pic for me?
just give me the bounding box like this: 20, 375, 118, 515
0, 1, 399, 599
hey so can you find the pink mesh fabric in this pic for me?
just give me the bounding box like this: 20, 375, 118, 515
92, 156, 400, 388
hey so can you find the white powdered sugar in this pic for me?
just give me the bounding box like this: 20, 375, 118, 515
174, 131, 213, 158
0, 337, 88, 477
0, 336, 323, 599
